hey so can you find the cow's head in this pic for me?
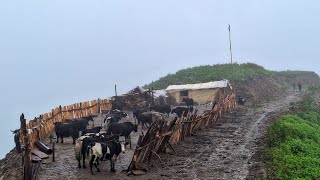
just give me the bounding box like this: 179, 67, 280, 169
121, 112, 128, 118
114, 135, 126, 153
11, 129, 20, 134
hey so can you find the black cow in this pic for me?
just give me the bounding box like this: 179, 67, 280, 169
81, 127, 103, 136
107, 122, 138, 149
54, 122, 79, 144
77, 117, 94, 131
171, 107, 189, 117
111, 99, 125, 111
87, 136, 126, 174
136, 113, 153, 128
182, 97, 194, 110
150, 105, 171, 116
132, 107, 147, 118
12, 129, 21, 153
65, 116, 94, 132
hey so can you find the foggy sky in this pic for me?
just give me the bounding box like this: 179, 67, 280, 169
0, 0, 319, 158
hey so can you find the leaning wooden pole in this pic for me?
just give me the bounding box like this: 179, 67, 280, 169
20, 113, 32, 180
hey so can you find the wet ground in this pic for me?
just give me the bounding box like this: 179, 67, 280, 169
36, 91, 303, 180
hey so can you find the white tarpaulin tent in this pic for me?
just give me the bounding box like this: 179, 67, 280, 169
153, 89, 167, 97
165, 80, 229, 92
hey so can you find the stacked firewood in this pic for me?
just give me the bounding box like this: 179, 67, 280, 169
127, 87, 237, 175
120, 92, 152, 110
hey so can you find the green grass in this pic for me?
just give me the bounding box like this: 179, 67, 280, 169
265, 88, 320, 179
144, 62, 314, 89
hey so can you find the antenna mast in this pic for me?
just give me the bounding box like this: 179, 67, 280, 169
228, 24, 233, 64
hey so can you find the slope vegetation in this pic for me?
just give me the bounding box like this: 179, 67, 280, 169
265, 87, 320, 179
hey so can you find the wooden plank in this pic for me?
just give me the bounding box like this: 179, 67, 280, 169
31, 155, 42, 163
31, 148, 49, 159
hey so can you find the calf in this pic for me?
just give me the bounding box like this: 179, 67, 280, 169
171, 107, 190, 117
107, 122, 138, 149
54, 122, 79, 144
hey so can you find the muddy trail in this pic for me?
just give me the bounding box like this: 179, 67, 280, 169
33, 91, 304, 180
141, 91, 304, 180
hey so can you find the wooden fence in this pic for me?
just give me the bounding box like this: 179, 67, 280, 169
21, 98, 112, 150
127, 86, 236, 173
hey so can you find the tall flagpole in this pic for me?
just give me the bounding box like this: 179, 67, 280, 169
228, 24, 233, 64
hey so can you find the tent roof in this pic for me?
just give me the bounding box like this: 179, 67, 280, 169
165, 80, 229, 91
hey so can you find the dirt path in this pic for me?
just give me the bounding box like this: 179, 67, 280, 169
142, 91, 303, 180
36, 92, 302, 180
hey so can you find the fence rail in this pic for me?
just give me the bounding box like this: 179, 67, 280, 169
21, 98, 112, 150
128, 86, 236, 173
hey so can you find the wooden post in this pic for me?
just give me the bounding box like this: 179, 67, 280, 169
115, 84, 118, 97
80, 103, 83, 117
59, 105, 63, 121
151, 87, 154, 106
97, 98, 101, 114
20, 113, 32, 180
52, 141, 55, 162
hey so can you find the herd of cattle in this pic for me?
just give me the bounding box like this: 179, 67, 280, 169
12, 96, 246, 175
11, 99, 195, 175
57, 103, 196, 174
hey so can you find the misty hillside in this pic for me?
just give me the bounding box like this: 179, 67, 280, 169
144, 63, 318, 89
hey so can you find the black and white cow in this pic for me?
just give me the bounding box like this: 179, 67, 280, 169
107, 122, 138, 149
76, 134, 119, 168
87, 136, 126, 174
103, 109, 128, 130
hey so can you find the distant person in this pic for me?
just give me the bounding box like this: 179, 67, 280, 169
293, 82, 296, 90
298, 82, 302, 91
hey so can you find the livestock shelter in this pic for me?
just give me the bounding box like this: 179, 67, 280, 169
165, 80, 231, 105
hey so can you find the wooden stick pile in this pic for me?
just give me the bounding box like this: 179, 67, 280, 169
127, 87, 237, 174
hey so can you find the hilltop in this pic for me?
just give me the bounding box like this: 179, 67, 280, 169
145, 63, 320, 103
144, 63, 319, 89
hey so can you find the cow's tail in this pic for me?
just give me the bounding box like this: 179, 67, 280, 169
75, 139, 82, 161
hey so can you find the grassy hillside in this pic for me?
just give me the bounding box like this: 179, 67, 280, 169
144, 63, 314, 89
265, 87, 320, 179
